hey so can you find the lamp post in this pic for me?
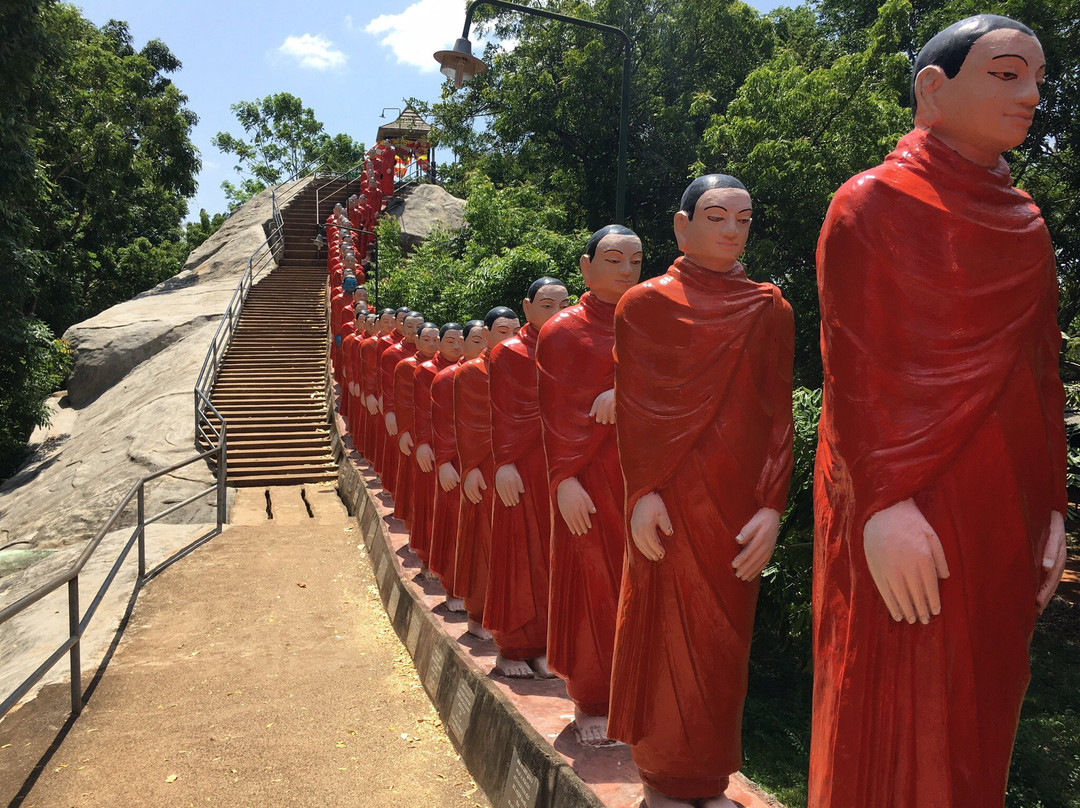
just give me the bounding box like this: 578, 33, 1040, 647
434, 0, 631, 224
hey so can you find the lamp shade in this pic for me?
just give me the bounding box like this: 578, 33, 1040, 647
433, 38, 488, 89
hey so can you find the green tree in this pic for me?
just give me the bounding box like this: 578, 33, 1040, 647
213, 93, 366, 208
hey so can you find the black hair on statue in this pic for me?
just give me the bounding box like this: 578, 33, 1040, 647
380, 308, 396, 317
440, 322, 464, 338
527, 276, 567, 301
912, 15, 1036, 112
584, 225, 639, 260
680, 174, 749, 220
485, 306, 518, 328
406, 310, 424, 321
462, 319, 485, 339
418, 321, 440, 337
396, 306, 411, 315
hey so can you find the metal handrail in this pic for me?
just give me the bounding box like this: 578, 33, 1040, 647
314, 159, 368, 225
0, 424, 227, 721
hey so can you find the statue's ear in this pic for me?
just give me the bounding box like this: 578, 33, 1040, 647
914, 65, 947, 129
673, 209, 690, 250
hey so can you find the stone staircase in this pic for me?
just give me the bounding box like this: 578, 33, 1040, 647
202, 179, 351, 486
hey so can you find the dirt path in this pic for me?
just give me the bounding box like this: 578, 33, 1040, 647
0, 484, 489, 808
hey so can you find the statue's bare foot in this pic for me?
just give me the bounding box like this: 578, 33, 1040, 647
529, 655, 556, 679
572, 707, 611, 746
420, 565, 436, 580
641, 785, 696, 808
466, 618, 491, 640
493, 654, 534, 678
698, 795, 740, 808
444, 596, 466, 613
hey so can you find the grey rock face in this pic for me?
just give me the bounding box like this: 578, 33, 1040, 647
385, 183, 465, 250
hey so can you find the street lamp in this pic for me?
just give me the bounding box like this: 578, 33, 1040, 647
433, 0, 631, 224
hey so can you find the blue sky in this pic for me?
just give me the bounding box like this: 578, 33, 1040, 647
74, 0, 781, 221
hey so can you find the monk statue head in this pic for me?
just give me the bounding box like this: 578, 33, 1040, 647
378, 308, 396, 334
417, 322, 441, 357
462, 320, 486, 360
342, 274, 358, 296
912, 15, 1043, 167
354, 285, 369, 305
483, 306, 520, 350
365, 313, 378, 335
674, 174, 753, 273
580, 225, 643, 304
395, 306, 411, 332
403, 311, 425, 342
438, 323, 465, 362
522, 277, 571, 330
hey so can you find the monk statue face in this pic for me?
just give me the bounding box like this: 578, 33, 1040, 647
378, 313, 395, 333
463, 328, 486, 360
673, 187, 753, 271
439, 329, 464, 361
914, 27, 1044, 167
395, 312, 408, 331
402, 315, 425, 341
417, 326, 440, 357
485, 316, 520, 349
580, 234, 643, 304
522, 283, 571, 330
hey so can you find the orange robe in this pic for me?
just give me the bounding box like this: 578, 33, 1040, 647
537, 293, 624, 715
346, 334, 366, 443
810, 130, 1067, 808
609, 257, 794, 800
379, 334, 414, 494
453, 351, 495, 623
360, 336, 381, 461
340, 326, 358, 428
411, 353, 454, 567
484, 323, 550, 660
393, 354, 423, 529
428, 360, 463, 593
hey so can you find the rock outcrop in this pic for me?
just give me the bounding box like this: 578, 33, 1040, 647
0, 180, 310, 552
385, 183, 465, 250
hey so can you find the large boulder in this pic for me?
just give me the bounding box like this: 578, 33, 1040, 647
385, 183, 465, 250
0, 179, 311, 552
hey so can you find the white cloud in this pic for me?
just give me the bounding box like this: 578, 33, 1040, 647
277, 34, 347, 71
365, 0, 466, 72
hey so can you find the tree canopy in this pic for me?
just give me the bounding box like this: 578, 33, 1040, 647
213, 93, 367, 208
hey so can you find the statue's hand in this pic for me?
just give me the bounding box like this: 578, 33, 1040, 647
495, 463, 525, 507
630, 491, 672, 562
377, 396, 385, 414
415, 443, 435, 472
366, 395, 378, 415
398, 430, 413, 455
863, 498, 950, 624
385, 411, 398, 436
556, 477, 596, 535
463, 468, 487, 504
1037, 510, 1067, 615
732, 507, 780, 581
588, 389, 616, 425
438, 462, 460, 492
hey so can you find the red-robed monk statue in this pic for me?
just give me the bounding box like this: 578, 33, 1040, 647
380, 309, 424, 495
537, 226, 642, 744
454, 307, 520, 640
393, 317, 438, 533
609, 174, 794, 808
810, 16, 1067, 808
486, 277, 571, 679
428, 320, 485, 613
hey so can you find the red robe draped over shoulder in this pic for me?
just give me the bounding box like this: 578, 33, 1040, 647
537, 292, 624, 716
484, 323, 551, 660
453, 352, 495, 623
810, 130, 1066, 808
428, 360, 463, 593
609, 257, 794, 800
347, 334, 367, 445
393, 354, 423, 529
370, 331, 400, 476
379, 335, 415, 494
340, 326, 358, 428
411, 354, 453, 567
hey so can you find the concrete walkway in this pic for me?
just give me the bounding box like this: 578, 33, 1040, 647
0, 485, 488, 808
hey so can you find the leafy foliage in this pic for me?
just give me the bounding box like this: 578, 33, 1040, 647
376, 173, 587, 323
213, 93, 366, 208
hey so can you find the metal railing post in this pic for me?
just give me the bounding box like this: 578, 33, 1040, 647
216, 432, 227, 528
68, 578, 81, 716
137, 484, 146, 580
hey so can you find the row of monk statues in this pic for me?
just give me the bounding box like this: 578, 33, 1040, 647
322, 15, 1065, 808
